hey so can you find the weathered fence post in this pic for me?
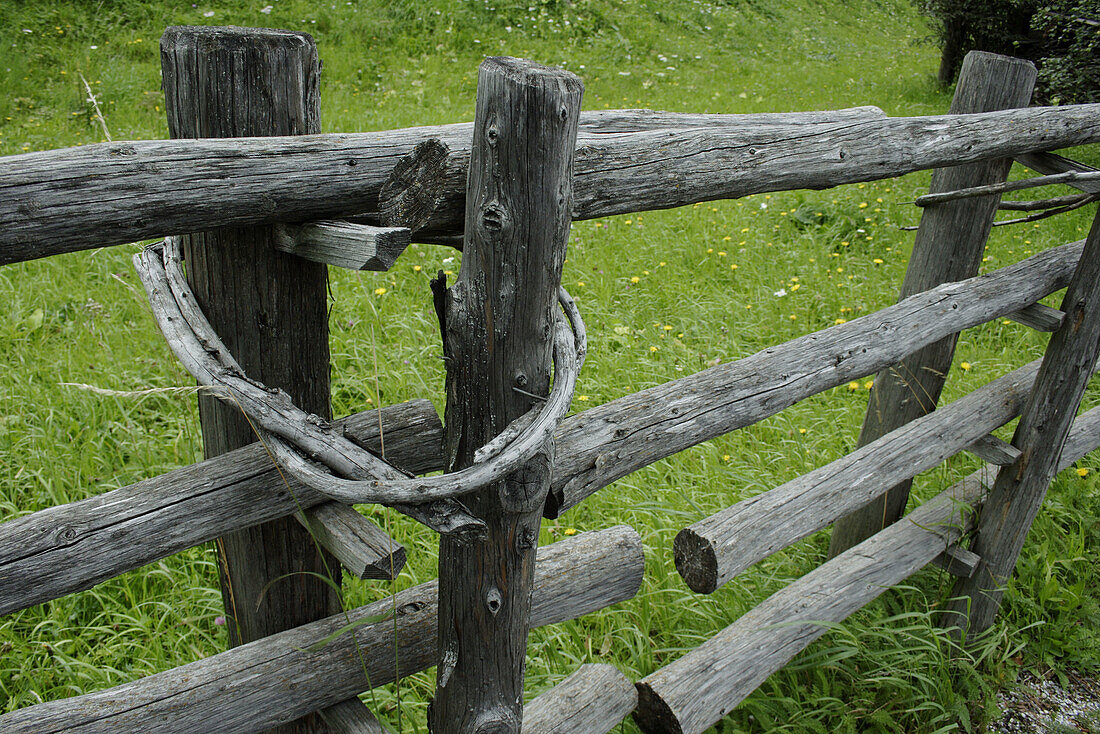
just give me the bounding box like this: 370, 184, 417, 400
828, 51, 1037, 556
945, 205, 1100, 638
429, 57, 582, 733
160, 27, 338, 733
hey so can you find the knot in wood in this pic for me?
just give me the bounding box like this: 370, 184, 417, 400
481, 204, 506, 233
472, 710, 519, 734
485, 586, 503, 615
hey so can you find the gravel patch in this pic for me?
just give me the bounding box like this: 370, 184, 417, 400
989, 669, 1100, 733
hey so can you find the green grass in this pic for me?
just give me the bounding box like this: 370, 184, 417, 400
2, 0, 1099, 731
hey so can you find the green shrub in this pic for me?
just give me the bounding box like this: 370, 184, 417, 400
914, 0, 1099, 103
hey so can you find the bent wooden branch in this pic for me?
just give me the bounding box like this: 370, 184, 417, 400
0, 525, 644, 734
4, 104, 1099, 263
0, 399, 441, 617
2, 242, 1083, 618
632, 406, 1100, 734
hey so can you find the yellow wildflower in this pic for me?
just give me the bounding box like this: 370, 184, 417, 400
1077, 468, 1089, 477
630, 276, 640, 284
374, 287, 387, 296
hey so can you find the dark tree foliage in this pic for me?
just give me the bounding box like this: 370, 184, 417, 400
915, 0, 1099, 103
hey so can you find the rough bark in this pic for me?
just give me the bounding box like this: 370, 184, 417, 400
828, 51, 1037, 557
160, 31, 339, 712
633, 406, 1100, 734
431, 57, 583, 734
946, 207, 1100, 638
0, 526, 644, 734
6, 103, 1100, 263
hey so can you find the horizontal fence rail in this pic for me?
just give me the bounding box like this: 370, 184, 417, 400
0, 241, 1083, 618
633, 406, 1100, 734
0, 399, 442, 616
2, 104, 1098, 264
0, 525, 644, 734
673, 353, 1100, 593
546, 239, 1084, 517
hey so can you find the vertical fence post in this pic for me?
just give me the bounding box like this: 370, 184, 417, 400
946, 206, 1100, 638
160, 27, 338, 733
828, 51, 1037, 557
430, 58, 582, 733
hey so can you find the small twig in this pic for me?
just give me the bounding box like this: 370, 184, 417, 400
998, 194, 1092, 211
902, 193, 1097, 230
79, 73, 111, 142
913, 171, 1100, 207
992, 194, 1098, 227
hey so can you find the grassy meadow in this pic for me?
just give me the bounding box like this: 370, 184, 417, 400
2, 0, 1100, 731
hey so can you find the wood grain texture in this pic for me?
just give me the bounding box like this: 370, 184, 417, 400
0, 246, 1084, 619
160, 28, 338, 692
522, 664, 637, 734
1015, 151, 1100, 193
317, 699, 389, 734
0, 525, 644, 734
633, 406, 1100, 734
828, 51, 1037, 557
673, 352, 1080, 594
545, 240, 1083, 519
5, 102, 1100, 263
966, 434, 1022, 466
1008, 302, 1065, 332
931, 544, 982, 578
947, 207, 1100, 637
431, 57, 583, 734
273, 220, 410, 271
296, 502, 406, 580
0, 400, 440, 617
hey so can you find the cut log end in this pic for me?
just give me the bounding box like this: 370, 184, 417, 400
673, 527, 719, 594
633, 682, 685, 734
362, 545, 408, 581
379, 138, 452, 233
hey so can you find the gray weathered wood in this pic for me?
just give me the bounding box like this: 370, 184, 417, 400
1015, 151, 1100, 193
633, 406, 1100, 734
0, 525, 643, 734
545, 240, 1083, 519
431, 57, 583, 734
0, 400, 440, 617
296, 503, 406, 581
522, 664, 637, 734
946, 206, 1100, 638
828, 52, 1037, 557
273, 220, 410, 271
134, 240, 497, 524
1008, 302, 1065, 332
966, 433, 1023, 466
914, 171, 1100, 207
316, 699, 389, 734
575, 106, 884, 132
999, 194, 1094, 211
673, 351, 1097, 594
5, 101, 1100, 263
931, 544, 982, 578
160, 29, 338, 694
1, 242, 1083, 617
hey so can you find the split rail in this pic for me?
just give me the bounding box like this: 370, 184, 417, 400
1, 29, 1099, 734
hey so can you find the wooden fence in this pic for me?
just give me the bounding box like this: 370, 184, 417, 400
2, 27, 1100, 734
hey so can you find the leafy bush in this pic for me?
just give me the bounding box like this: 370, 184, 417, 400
914, 0, 1099, 103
